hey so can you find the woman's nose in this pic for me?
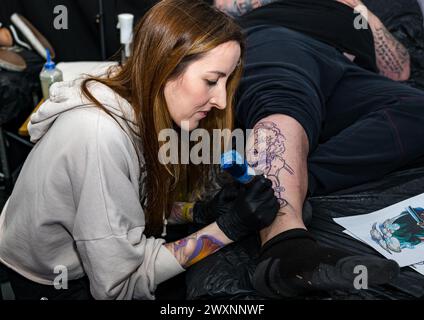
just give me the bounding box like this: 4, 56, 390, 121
210, 87, 227, 110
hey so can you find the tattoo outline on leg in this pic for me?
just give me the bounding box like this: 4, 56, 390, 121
247, 121, 294, 209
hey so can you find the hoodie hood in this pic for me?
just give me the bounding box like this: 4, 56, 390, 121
28, 80, 137, 143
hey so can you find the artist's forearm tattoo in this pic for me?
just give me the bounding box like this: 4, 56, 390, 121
372, 26, 410, 80
167, 202, 194, 225
214, 0, 278, 17
247, 121, 294, 209
165, 234, 224, 268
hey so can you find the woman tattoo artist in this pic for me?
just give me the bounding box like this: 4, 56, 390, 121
0, 0, 279, 300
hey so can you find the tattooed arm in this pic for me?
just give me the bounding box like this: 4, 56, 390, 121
164, 223, 231, 268
214, 0, 278, 17
368, 11, 411, 81
336, 0, 410, 81
164, 176, 280, 266
167, 202, 194, 225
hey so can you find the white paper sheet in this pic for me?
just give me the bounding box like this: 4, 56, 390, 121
334, 193, 424, 267
410, 262, 424, 276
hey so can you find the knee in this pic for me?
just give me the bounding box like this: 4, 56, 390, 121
254, 114, 310, 155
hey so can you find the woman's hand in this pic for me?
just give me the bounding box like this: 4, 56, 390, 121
192, 182, 240, 226
164, 176, 279, 268
216, 175, 280, 241
167, 182, 241, 226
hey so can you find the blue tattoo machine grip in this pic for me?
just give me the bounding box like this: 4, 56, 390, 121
220, 150, 256, 184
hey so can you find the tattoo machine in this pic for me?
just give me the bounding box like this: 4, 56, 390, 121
220, 150, 256, 184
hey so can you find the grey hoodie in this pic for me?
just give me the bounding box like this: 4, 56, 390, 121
0, 80, 184, 300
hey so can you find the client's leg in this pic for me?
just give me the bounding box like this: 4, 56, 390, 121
249, 114, 399, 299
309, 61, 424, 195
237, 26, 400, 299
248, 114, 309, 243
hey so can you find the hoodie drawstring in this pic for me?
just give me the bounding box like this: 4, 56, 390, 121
161, 211, 168, 238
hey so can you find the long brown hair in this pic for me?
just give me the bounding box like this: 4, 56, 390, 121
81, 0, 244, 236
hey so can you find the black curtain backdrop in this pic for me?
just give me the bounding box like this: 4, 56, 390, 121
0, 0, 160, 61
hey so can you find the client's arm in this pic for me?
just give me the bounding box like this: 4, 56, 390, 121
337, 0, 410, 81
368, 10, 411, 80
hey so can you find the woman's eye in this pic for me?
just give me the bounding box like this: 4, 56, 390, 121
205, 80, 218, 86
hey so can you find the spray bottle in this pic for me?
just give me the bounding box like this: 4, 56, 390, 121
39, 48, 63, 100
117, 13, 134, 65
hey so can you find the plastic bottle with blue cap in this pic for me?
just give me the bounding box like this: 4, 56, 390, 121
39, 48, 63, 100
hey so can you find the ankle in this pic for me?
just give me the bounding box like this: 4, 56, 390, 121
260, 211, 306, 244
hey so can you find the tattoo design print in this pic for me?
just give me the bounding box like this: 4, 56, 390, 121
370, 206, 424, 254
247, 121, 294, 208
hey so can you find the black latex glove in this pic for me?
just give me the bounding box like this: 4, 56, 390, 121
216, 175, 280, 241
192, 182, 241, 226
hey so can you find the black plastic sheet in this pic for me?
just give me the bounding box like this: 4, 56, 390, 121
186, 166, 424, 300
